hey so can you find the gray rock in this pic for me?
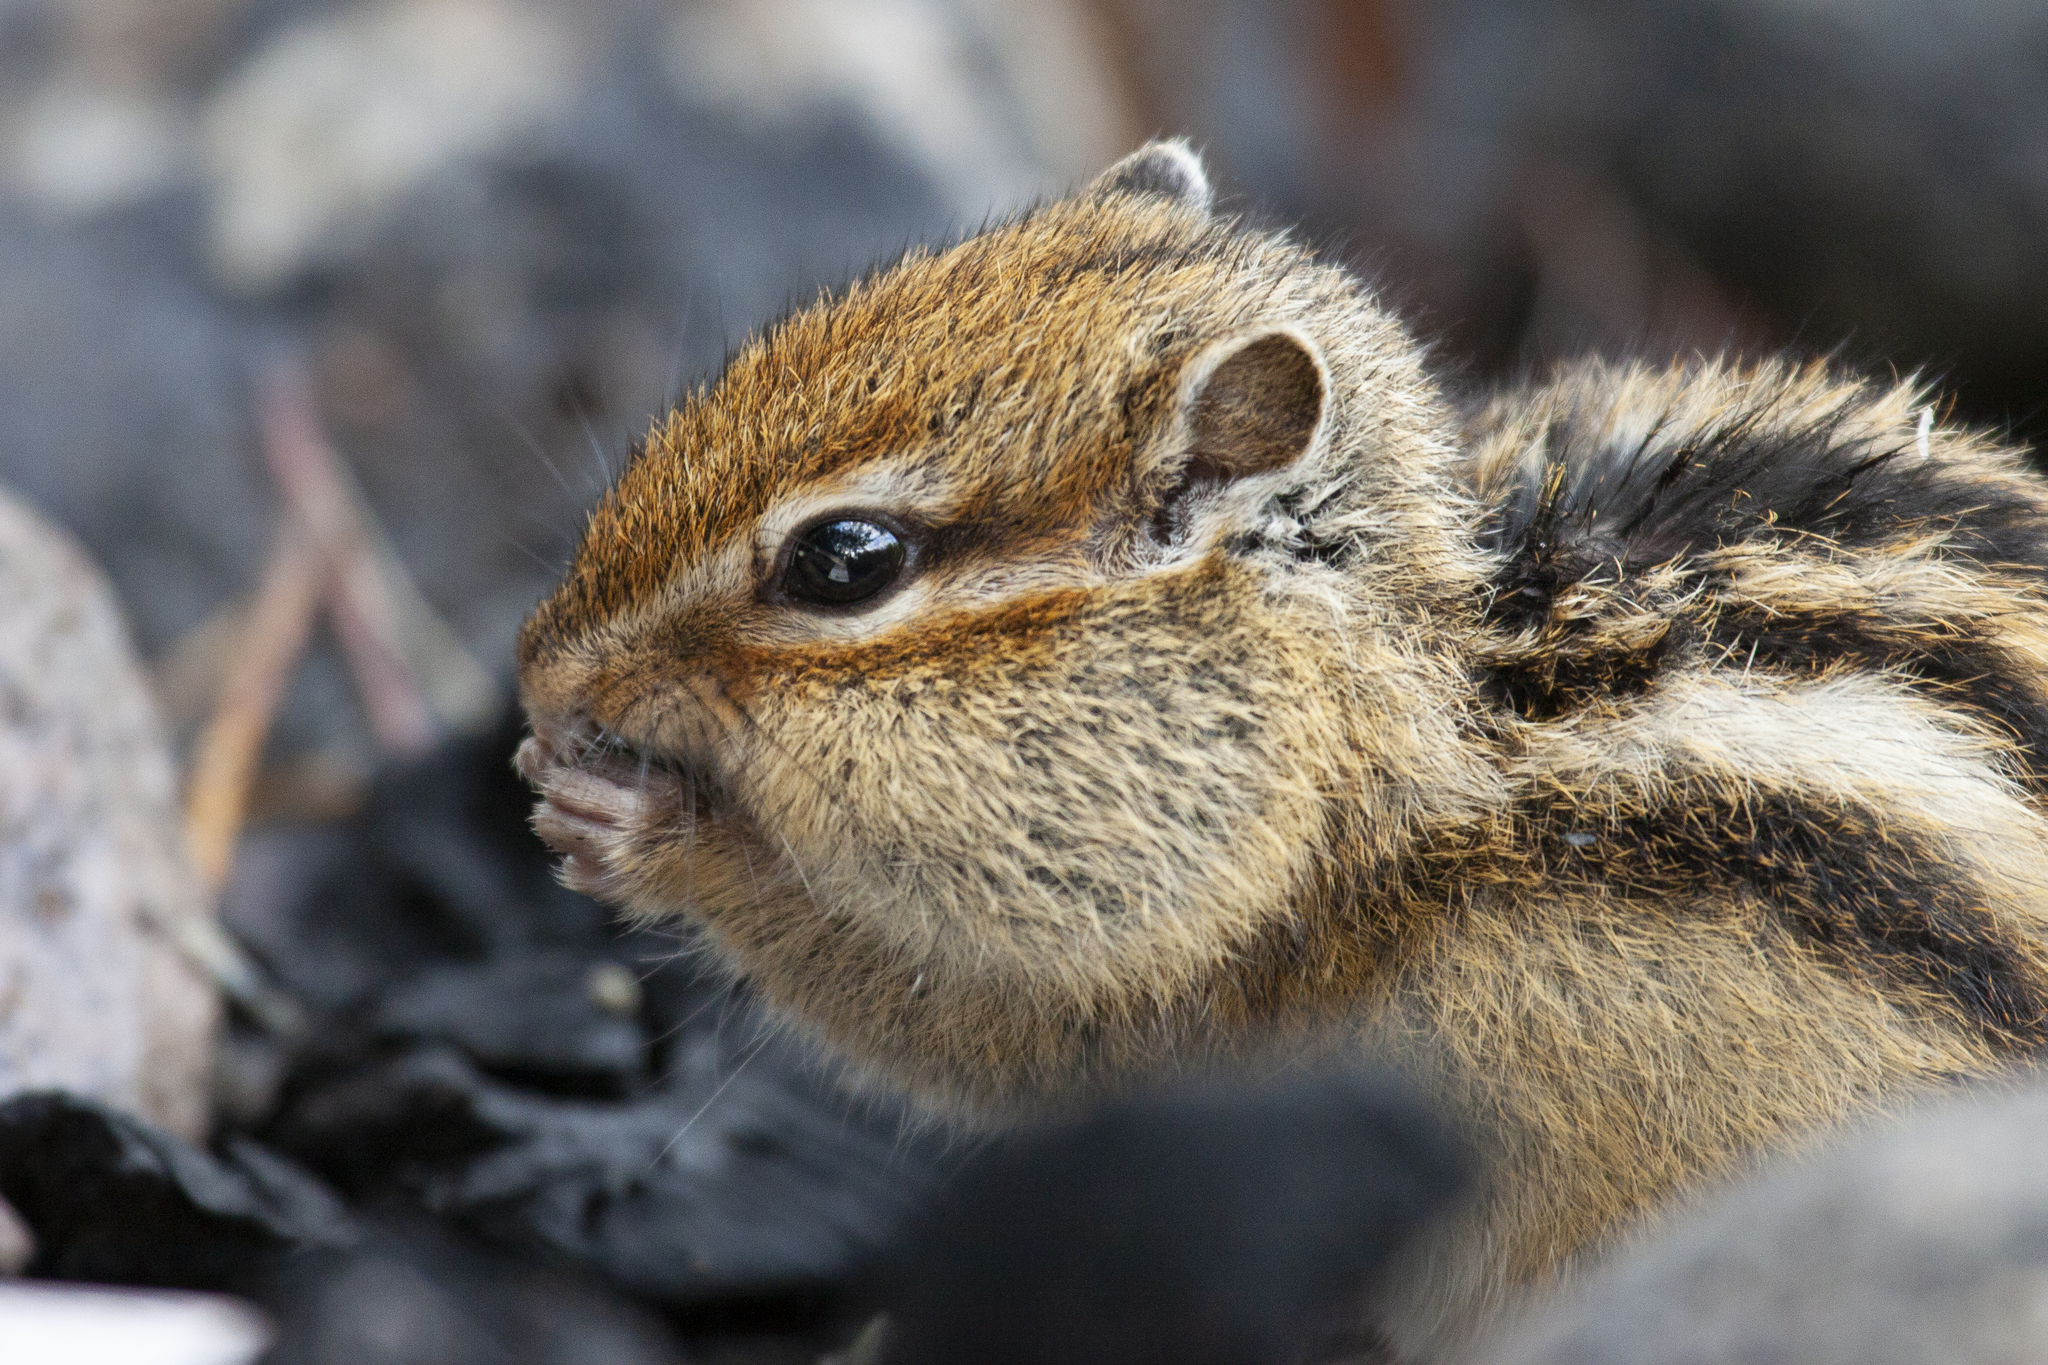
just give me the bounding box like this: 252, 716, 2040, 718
0, 487, 218, 1136
1487, 1080, 2048, 1365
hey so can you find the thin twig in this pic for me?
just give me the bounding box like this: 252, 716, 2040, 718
257, 361, 441, 754
183, 525, 322, 899
172, 358, 502, 1037
177, 521, 322, 1038
269, 356, 501, 741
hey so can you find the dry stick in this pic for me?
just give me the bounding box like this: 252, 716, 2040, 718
256, 358, 501, 749
176, 362, 418, 1035
178, 522, 323, 1036
353, 500, 501, 737
152, 595, 254, 733
177, 363, 498, 1031
183, 530, 322, 897
255, 361, 440, 756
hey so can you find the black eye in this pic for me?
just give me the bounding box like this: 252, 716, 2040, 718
782, 518, 907, 606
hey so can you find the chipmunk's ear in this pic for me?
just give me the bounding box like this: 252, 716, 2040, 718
1150, 327, 1327, 541
1182, 327, 1327, 475
1086, 139, 1213, 214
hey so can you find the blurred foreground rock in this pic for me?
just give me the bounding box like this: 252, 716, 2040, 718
0, 487, 215, 1137
1488, 1079, 2048, 1365
0, 1091, 357, 1291
880, 1073, 1465, 1365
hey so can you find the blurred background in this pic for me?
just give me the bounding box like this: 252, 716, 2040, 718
2, 2, 2048, 1361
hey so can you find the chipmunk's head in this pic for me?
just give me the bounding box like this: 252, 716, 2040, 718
516, 142, 1489, 1114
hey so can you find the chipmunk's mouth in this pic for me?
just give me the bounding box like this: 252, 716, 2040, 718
524, 721, 725, 800
589, 732, 728, 817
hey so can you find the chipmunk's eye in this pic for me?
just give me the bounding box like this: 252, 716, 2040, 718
783, 518, 906, 606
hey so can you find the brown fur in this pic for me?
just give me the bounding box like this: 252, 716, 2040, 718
516, 143, 2048, 1358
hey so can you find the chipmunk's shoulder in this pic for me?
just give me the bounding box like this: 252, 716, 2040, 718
1459, 357, 2048, 731
1464, 356, 2048, 602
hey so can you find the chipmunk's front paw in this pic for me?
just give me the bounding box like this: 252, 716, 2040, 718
516, 729, 675, 904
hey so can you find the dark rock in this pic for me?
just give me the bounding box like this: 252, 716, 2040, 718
355, 708, 604, 955
881, 1071, 1466, 1365
0, 1091, 694, 1363
0, 1091, 356, 1292
226, 708, 633, 1046
274, 1042, 939, 1309
371, 952, 647, 1096
264, 1236, 687, 1365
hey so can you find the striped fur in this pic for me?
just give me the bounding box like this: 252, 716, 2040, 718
516, 145, 2048, 1359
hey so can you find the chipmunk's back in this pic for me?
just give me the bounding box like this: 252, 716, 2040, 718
1356, 354, 2048, 1352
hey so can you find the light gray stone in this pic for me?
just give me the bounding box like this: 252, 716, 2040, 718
1487, 1080, 2048, 1365
0, 487, 216, 1138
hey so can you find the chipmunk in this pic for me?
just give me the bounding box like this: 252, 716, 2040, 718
515, 141, 2048, 1359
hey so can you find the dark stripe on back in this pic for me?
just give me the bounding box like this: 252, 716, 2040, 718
1481, 585, 2048, 795
1532, 790, 2048, 1054
1481, 396, 2048, 593
1480, 603, 1692, 718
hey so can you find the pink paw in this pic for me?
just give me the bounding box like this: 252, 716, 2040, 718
516, 726, 675, 902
